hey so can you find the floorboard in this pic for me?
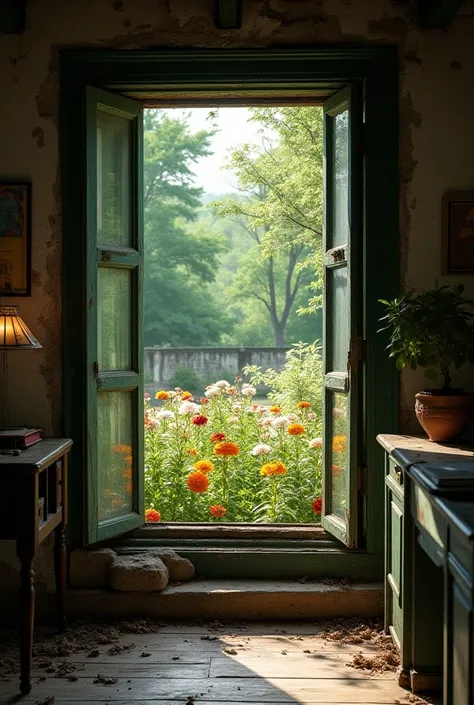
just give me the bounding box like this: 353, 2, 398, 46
0, 621, 432, 705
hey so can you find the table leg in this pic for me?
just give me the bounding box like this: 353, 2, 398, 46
19, 555, 35, 695
55, 523, 67, 632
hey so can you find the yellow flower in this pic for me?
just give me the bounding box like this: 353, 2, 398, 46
181, 391, 193, 400
214, 441, 240, 457
332, 435, 347, 453
194, 459, 214, 474
287, 423, 305, 436
269, 406, 281, 414
155, 390, 169, 400
260, 461, 287, 477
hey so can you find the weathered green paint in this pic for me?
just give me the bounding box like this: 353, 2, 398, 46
215, 0, 241, 29
0, 0, 25, 33
84, 87, 144, 545
321, 84, 363, 549
61, 47, 399, 579
419, 0, 465, 27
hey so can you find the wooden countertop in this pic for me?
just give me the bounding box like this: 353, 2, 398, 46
377, 434, 474, 469
0, 438, 73, 472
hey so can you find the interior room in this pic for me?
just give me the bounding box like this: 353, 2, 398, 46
0, 1, 473, 704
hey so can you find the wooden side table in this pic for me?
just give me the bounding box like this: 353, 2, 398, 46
0, 438, 72, 694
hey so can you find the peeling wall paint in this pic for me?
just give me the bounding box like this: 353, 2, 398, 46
0, 0, 473, 591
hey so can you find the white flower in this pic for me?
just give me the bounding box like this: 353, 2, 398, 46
307, 412, 317, 420
205, 386, 220, 398
258, 418, 272, 427
146, 417, 160, 428
287, 413, 298, 422
333, 407, 345, 417
228, 415, 239, 423
231, 402, 242, 411
251, 443, 272, 456
309, 437, 323, 448
271, 415, 290, 429
156, 410, 174, 421
179, 401, 200, 415
242, 385, 257, 396
215, 380, 231, 389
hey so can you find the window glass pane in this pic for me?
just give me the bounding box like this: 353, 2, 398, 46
98, 267, 132, 371
329, 391, 348, 521
98, 391, 134, 521
331, 109, 349, 248
97, 109, 131, 247
329, 266, 349, 372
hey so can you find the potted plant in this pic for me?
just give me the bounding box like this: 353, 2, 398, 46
379, 284, 474, 442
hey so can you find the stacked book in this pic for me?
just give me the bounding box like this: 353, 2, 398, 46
0, 427, 42, 450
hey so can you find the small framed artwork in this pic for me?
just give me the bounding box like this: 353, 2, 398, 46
442, 190, 474, 274
0, 183, 31, 296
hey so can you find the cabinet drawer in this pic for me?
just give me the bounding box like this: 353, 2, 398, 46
388, 457, 404, 488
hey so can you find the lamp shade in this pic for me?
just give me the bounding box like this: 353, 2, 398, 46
0, 306, 42, 350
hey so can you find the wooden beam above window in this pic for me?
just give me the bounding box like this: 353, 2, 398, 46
215, 0, 242, 29
418, 0, 465, 27
0, 0, 26, 32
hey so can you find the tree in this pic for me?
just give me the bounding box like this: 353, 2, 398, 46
212, 107, 324, 345
144, 111, 230, 346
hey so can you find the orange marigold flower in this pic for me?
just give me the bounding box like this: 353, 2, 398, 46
187, 471, 209, 493
186, 447, 198, 456
214, 441, 240, 457
210, 432, 226, 443
155, 390, 169, 400
312, 497, 322, 513
332, 435, 347, 453
113, 444, 132, 454
332, 464, 342, 476
210, 504, 227, 517
181, 391, 193, 400
125, 481, 132, 493
192, 415, 208, 426
287, 423, 306, 436
122, 467, 132, 480
297, 401, 311, 409
123, 454, 133, 465
194, 459, 214, 474
145, 508, 161, 522
269, 406, 281, 414
260, 461, 287, 477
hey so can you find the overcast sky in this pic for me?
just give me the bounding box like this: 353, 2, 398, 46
154, 107, 275, 195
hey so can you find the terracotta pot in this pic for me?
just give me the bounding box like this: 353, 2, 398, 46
415, 392, 473, 443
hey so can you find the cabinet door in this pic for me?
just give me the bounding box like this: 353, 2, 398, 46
445, 551, 473, 705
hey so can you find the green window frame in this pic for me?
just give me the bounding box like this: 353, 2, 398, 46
61, 48, 399, 573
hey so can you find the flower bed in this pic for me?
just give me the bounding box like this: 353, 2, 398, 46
144, 377, 324, 523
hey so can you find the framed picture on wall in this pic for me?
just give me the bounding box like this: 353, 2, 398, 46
442, 191, 474, 274
0, 183, 31, 296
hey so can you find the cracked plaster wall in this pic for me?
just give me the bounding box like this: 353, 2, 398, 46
0, 0, 474, 592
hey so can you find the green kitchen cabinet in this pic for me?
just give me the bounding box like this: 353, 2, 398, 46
378, 434, 474, 697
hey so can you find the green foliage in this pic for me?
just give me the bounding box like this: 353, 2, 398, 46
144, 111, 230, 346
244, 341, 323, 414
379, 285, 474, 390
169, 366, 203, 394
211, 107, 323, 345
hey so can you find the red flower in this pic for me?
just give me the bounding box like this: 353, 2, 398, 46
145, 508, 161, 522
192, 415, 208, 426
210, 432, 226, 443
312, 497, 322, 514
332, 464, 342, 476
210, 505, 227, 517
200, 397, 209, 404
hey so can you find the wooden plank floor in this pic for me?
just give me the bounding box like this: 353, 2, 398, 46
0, 622, 432, 704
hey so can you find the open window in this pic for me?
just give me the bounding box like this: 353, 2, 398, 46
321, 85, 364, 548
85, 87, 144, 544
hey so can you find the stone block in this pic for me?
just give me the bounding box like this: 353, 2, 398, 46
149, 549, 195, 582
109, 554, 169, 592
69, 548, 116, 588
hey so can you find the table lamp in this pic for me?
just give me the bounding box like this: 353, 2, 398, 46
0, 305, 42, 428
